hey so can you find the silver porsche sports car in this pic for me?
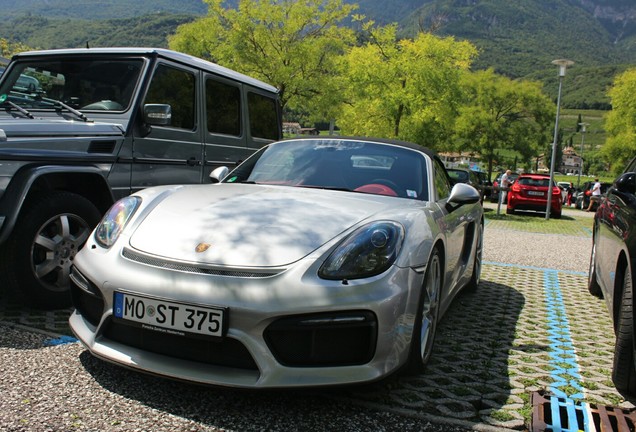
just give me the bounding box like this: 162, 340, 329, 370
69, 137, 483, 388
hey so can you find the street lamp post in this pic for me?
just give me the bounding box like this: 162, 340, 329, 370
546, 59, 574, 220
577, 122, 588, 189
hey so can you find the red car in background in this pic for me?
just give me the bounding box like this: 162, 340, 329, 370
506, 174, 562, 218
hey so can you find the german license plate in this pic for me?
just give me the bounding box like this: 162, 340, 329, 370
113, 292, 225, 338
528, 191, 544, 196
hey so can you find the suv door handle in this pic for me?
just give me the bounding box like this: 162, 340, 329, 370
187, 157, 201, 166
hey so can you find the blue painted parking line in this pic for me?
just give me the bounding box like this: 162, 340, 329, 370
486, 261, 595, 431
543, 269, 593, 431
543, 269, 585, 400
43, 335, 77, 346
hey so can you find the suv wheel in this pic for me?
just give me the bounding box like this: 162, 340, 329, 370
1, 191, 101, 309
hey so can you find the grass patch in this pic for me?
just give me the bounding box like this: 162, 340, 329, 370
484, 208, 593, 235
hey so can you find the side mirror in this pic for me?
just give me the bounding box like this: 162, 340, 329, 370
143, 104, 172, 126
447, 182, 481, 207
615, 172, 636, 195
209, 166, 230, 183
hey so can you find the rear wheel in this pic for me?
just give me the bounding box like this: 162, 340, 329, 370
506, 207, 514, 215
588, 242, 602, 297
405, 247, 442, 374
612, 265, 636, 395
0, 191, 102, 309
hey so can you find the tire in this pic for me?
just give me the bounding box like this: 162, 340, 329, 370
612, 264, 636, 395
588, 242, 602, 297
0, 191, 102, 309
405, 247, 442, 374
506, 207, 514, 215
465, 222, 483, 291
552, 211, 562, 219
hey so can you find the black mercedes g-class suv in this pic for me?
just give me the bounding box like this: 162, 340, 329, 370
0, 48, 281, 308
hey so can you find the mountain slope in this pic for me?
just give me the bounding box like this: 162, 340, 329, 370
400, 0, 634, 76
0, 0, 206, 20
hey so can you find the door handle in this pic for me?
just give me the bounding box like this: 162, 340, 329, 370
187, 157, 201, 166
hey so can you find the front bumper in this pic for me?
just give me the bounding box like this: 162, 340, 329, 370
69, 244, 423, 388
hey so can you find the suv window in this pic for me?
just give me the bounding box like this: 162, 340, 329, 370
206, 78, 241, 136
144, 64, 195, 130
248, 91, 279, 140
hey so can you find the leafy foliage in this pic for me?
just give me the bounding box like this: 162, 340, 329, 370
337, 23, 476, 149
169, 0, 357, 112
1, 0, 635, 110
603, 68, 636, 174
454, 69, 554, 177
398, 0, 636, 109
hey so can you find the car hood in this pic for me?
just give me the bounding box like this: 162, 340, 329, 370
0, 118, 124, 138
129, 184, 402, 268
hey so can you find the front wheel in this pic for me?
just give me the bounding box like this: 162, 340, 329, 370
465, 222, 483, 291
405, 247, 442, 374
612, 265, 636, 395
0, 191, 102, 309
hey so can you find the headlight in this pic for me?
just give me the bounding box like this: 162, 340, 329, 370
94, 196, 141, 248
319, 221, 404, 280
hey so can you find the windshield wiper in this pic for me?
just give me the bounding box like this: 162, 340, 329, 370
299, 185, 352, 192
40, 96, 91, 122
1, 99, 35, 119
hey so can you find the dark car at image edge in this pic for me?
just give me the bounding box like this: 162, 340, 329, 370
589, 155, 636, 396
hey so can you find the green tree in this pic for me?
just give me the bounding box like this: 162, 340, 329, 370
0, 37, 31, 58
168, 0, 356, 114
454, 69, 554, 178
604, 68, 636, 174
336, 23, 476, 148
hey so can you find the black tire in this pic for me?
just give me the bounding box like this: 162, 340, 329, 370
465, 222, 483, 291
506, 207, 514, 215
612, 265, 636, 395
552, 212, 562, 219
0, 191, 102, 309
405, 247, 442, 374
588, 242, 602, 297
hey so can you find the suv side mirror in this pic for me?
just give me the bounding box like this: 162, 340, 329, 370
209, 166, 229, 183
143, 104, 172, 126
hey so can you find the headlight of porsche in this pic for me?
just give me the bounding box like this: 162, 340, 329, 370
94, 196, 141, 248
319, 221, 404, 280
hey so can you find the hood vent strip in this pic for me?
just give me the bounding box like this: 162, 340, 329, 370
122, 248, 281, 278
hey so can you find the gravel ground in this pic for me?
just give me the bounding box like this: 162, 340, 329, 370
483, 203, 594, 273
0, 324, 481, 432
0, 204, 599, 432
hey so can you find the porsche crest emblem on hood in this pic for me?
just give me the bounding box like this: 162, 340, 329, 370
195, 243, 211, 253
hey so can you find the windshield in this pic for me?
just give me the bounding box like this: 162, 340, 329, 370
519, 177, 553, 187
224, 138, 429, 200
0, 58, 144, 112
